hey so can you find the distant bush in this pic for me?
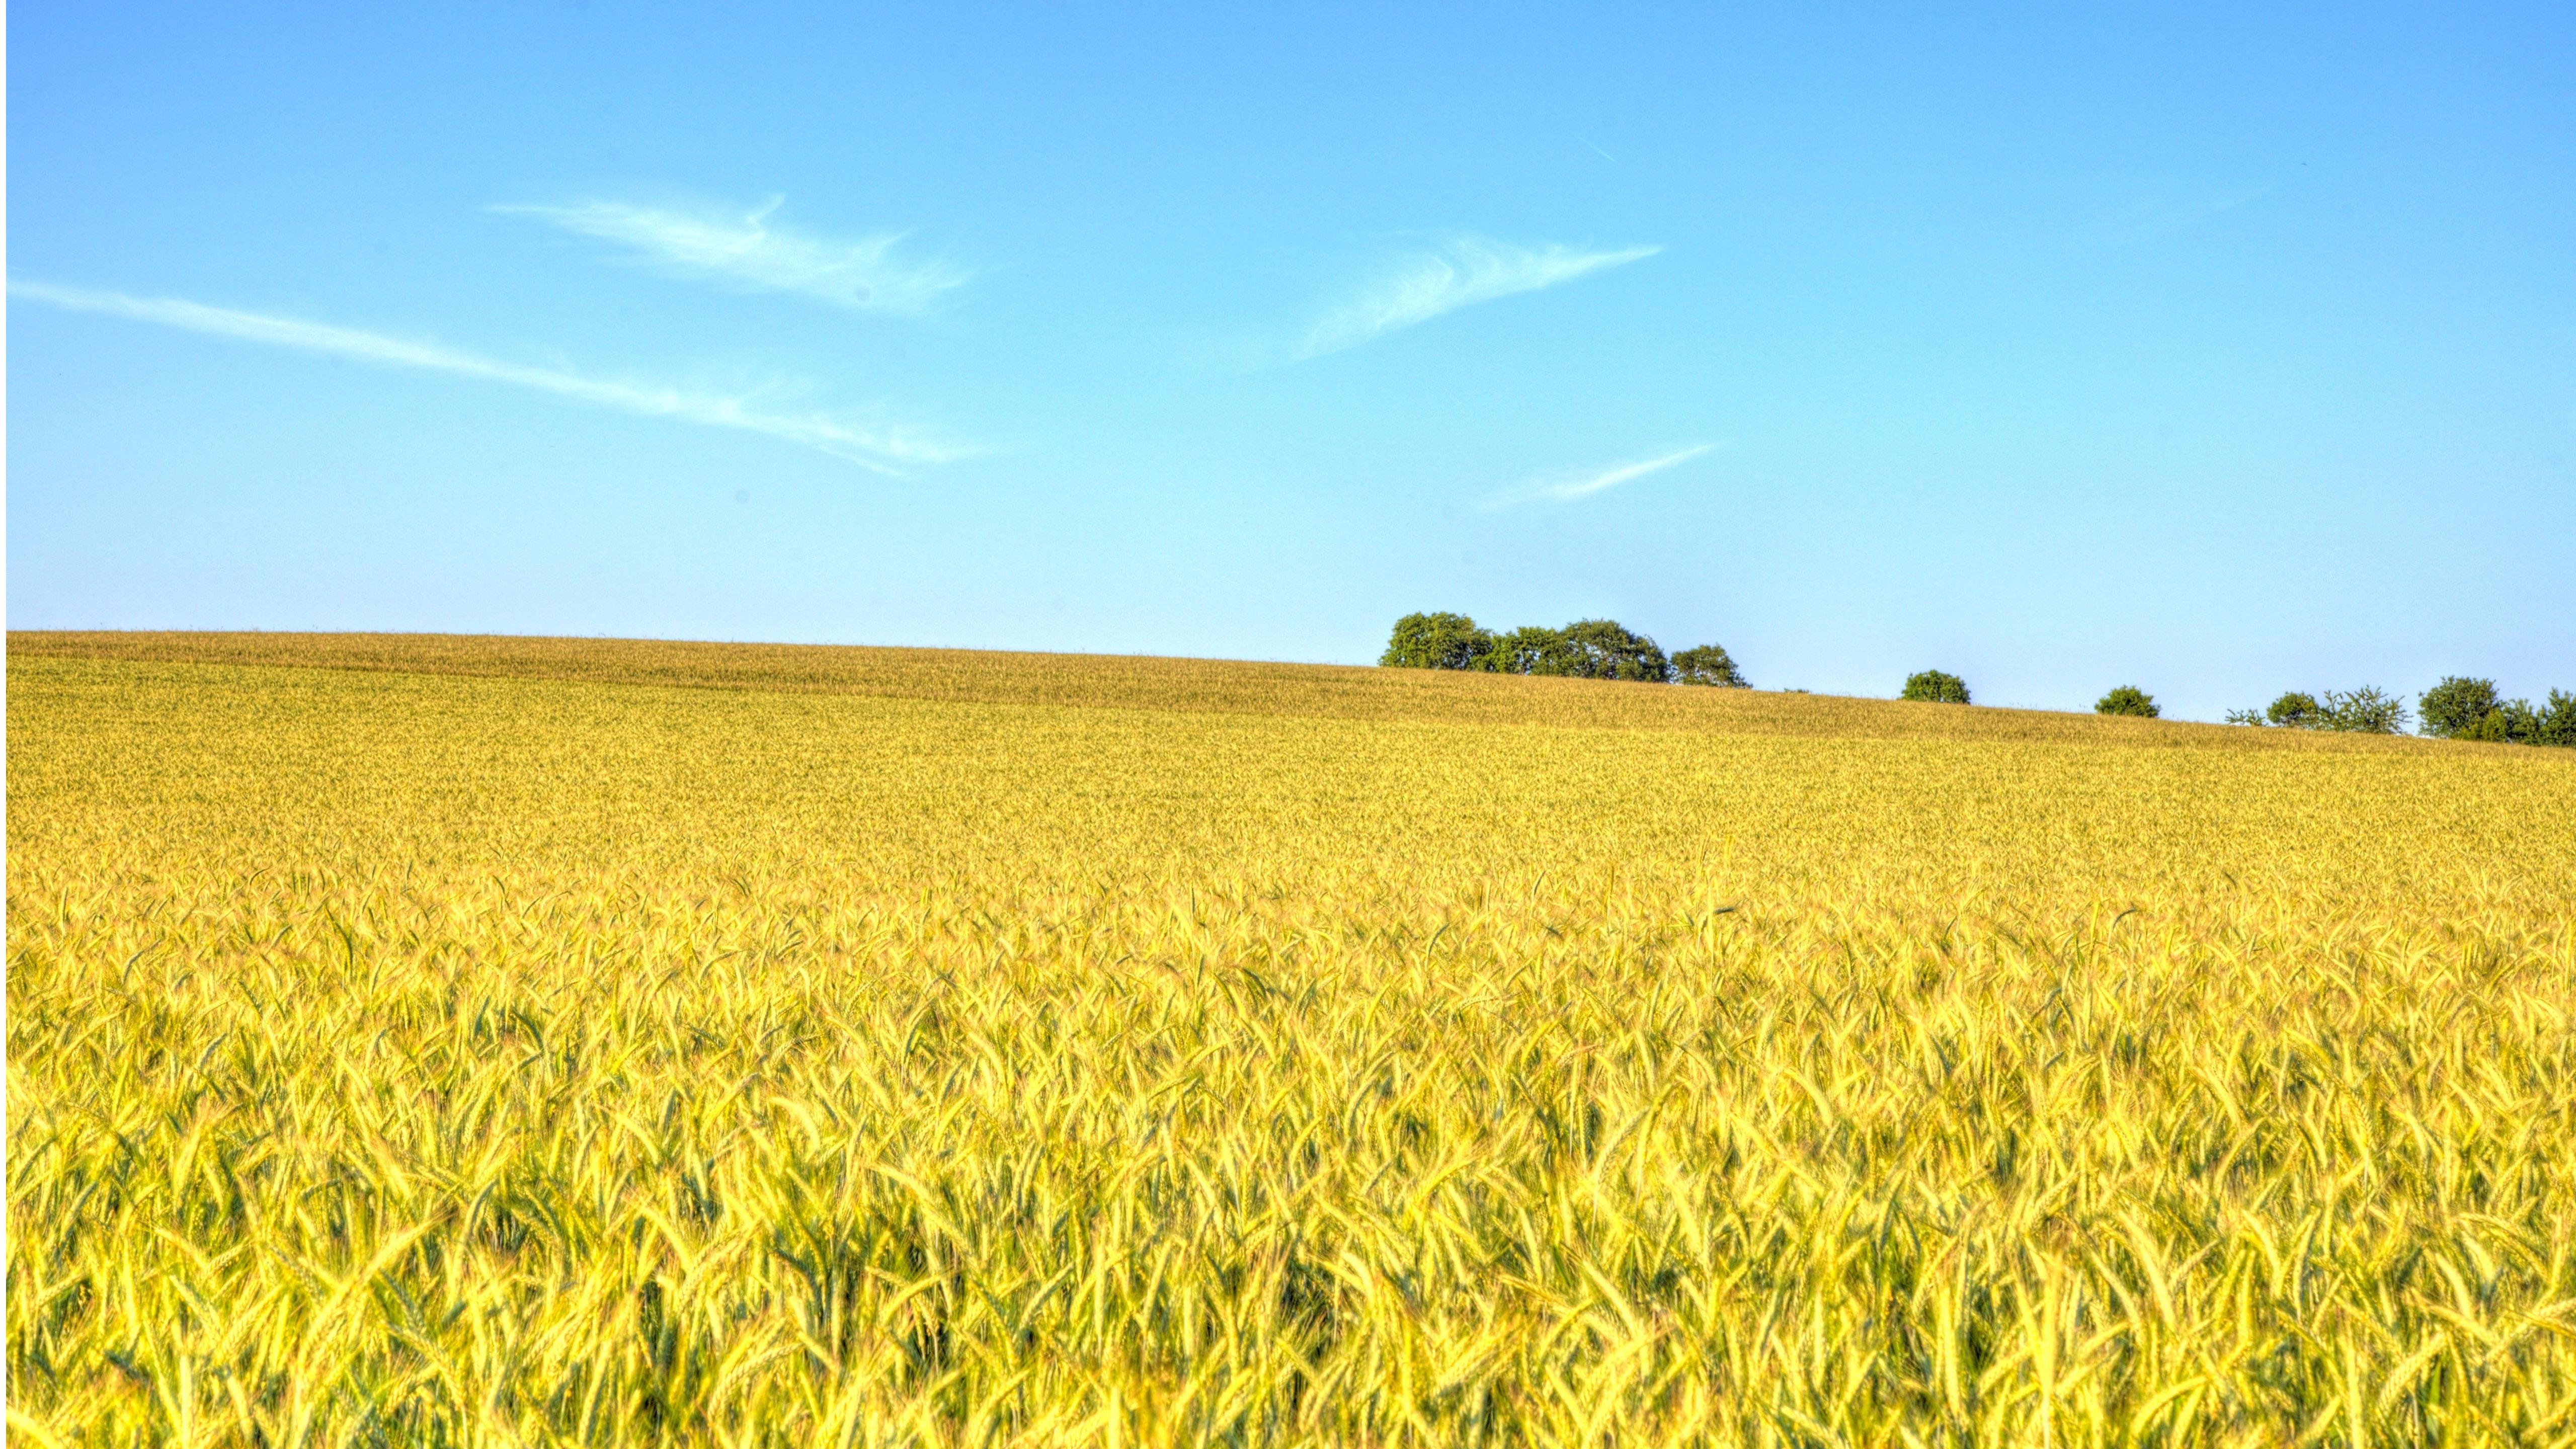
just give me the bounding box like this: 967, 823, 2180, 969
1380, 612, 1497, 671
1901, 670, 1970, 704
2237, 689, 2406, 733
2231, 687, 2410, 735
2263, 692, 2321, 729
2316, 687, 2409, 735
1671, 644, 1748, 688
2095, 686, 2159, 717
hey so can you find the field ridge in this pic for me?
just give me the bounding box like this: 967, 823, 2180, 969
5, 628, 2478, 751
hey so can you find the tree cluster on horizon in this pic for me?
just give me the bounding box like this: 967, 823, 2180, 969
1380, 612, 1745, 687
2223, 681, 2574, 744
1384, 614, 2573, 746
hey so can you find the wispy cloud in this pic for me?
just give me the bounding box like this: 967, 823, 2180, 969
493, 197, 967, 313
10, 279, 961, 472
1483, 444, 1715, 509
1296, 233, 1659, 359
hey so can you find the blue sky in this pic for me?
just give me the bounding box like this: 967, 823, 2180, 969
11, 2, 2573, 718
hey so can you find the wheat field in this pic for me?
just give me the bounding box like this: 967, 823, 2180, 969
9, 633, 2575, 1446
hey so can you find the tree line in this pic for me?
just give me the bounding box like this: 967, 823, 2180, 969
1380, 612, 1747, 686
1382, 613, 2575, 747
2224, 679, 2576, 745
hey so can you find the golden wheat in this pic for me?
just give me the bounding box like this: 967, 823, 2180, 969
9, 636, 2575, 1446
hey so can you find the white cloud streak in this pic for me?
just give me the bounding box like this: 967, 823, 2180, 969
493, 198, 967, 314
1297, 234, 1659, 359
8, 279, 961, 473
1484, 444, 1714, 509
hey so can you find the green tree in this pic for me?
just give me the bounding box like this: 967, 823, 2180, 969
2537, 690, 2576, 747
2483, 699, 2544, 743
1482, 625, 1569, 676
1379, 612, 1494, 670
1671, 644, 1748, 688
2095, 685, 2159, 717
2264, 692, 2320, 729
2419, 677, 2501, 738
1901, 670, 1970, 704
2421, 677, 2576, 745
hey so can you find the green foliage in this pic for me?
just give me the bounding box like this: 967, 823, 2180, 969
1380, 612, 1497, 671
1672, 645, 1749, 688
1383, 619, 2571, 742
2317, 687, 2409, 735
1482, 625, 1569, 676
1901, 670, 1970, 704
2472, 700, 2536, 743
2265, 692, 2321, 729
1484, 620, 1669, 681
2419, 677, 2501, 739
2540, 690, 2576, 747
2242, 688, 2411, 735
2421, 677, 2576, 747
1554, 619, 1671, 682
1389, 616, 1673, 682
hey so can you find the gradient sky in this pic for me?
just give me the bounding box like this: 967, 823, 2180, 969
10, 2, 2573, 719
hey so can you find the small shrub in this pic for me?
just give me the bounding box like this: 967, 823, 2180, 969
1672, 645, 1748, 688
2264, 692, 2320, 729
2242, 688, 2411, 735
2316, 687, 2409, 735
2096, 686, 2159, 718
1380, 612, 1495, 671
1901, 670, 1970, 704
